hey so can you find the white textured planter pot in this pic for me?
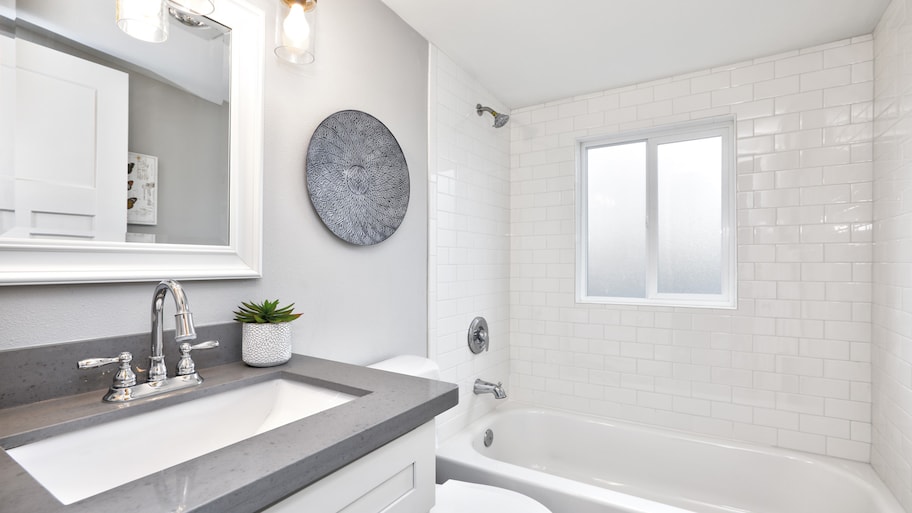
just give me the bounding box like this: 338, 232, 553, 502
242, 323, 292, 367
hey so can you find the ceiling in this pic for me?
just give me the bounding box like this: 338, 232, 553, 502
380, 0, 892, 110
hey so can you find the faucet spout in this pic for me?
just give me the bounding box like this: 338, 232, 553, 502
149, 280, 196, 383
474, 379, 507, 399
78, 280, 218, 402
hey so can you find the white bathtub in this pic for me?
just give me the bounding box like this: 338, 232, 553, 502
436, 404, 904, 513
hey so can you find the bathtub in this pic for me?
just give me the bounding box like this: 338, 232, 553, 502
436, 404, 903, 513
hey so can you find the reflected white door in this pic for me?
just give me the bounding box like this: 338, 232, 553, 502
8, 38, 128, 241
0, 34, 15, 234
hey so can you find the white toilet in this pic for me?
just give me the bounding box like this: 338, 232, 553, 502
368, 355, 551, 513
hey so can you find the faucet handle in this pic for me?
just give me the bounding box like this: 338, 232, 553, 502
176, 340, 220, 376
188, 340, 220, 351
77, 352, 137, 389
468, 317, 490, 354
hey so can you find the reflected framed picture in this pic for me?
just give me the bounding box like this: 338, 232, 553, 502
127, 152, 158, 225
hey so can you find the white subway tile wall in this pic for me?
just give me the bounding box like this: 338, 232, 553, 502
429, 48, 512, 441
510, 37, 874, 461
872, 0, 912, 509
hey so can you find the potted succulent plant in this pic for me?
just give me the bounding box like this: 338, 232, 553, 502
234, 300, 302, 367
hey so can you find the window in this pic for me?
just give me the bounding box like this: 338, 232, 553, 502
577, 117, 736, 308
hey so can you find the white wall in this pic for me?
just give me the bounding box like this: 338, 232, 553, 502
510, 36, 875, 461
872, 0, 912, 508
0, 0, 429, 367
429, 47, 512, 440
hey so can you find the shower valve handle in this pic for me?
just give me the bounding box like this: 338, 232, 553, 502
468, 316, 490, 354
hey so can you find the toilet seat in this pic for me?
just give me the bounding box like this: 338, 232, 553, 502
430, 479, 552, 513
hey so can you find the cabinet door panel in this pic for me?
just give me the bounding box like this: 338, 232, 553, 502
263, 421, 435, 513
9, 39, 128, 241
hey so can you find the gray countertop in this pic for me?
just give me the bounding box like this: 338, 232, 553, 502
0, 355, 458, 513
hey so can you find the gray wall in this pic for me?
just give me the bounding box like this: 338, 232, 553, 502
127, 71, 230, 245
0, 0, 429, 367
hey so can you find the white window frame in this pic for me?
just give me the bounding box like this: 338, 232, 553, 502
576, 116, 737, 309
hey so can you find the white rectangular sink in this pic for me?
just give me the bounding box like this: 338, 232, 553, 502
7, 378, 357, 505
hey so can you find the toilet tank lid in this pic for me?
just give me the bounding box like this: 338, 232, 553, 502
367, 355, 440, 380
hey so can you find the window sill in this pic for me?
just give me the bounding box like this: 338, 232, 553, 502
577, 295, 737, 310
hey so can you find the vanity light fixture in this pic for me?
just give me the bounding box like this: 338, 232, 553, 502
275, 0, 317, 65
116, 0, 170, 43
166, 0, 215, 15
117, 0, 217, 43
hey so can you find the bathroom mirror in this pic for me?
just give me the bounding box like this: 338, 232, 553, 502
0, 0, 265, 285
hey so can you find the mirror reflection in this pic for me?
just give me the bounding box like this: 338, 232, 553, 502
1, 0, 231, 245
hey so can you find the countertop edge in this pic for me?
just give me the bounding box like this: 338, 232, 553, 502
0, 355, 459, 513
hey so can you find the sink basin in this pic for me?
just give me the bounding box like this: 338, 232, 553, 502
6, 378, 357, 505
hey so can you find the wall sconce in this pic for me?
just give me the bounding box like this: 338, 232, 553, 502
166, 0, 215, 15
275, 0, 317, 65
116, 0, 170, 43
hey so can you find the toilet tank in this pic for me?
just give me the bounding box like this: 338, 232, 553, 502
368, 355, 441, 380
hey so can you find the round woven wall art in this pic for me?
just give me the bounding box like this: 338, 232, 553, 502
306, 110, 410, 245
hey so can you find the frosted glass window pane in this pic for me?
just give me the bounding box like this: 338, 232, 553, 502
656, 137, 722, 294
586, 142, 646, 298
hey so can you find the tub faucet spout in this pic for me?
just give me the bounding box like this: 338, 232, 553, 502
474, 379, 507, 399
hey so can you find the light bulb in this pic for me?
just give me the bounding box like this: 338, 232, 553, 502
116, 0, 169, 43
282, 3, 310, 52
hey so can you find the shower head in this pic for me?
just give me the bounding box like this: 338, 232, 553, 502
476, 104, 510, 128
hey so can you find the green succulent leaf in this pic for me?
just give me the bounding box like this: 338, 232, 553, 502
233, 299, 301, 323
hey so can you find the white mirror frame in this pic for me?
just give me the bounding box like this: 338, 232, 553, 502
0, 0, 264, 286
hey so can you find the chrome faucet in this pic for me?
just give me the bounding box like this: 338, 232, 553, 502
474, 379, 507, 399
149, 280, 196, 383
77, 280, 219, 402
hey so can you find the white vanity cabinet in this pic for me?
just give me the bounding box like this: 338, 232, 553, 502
262, 421, 436, 513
